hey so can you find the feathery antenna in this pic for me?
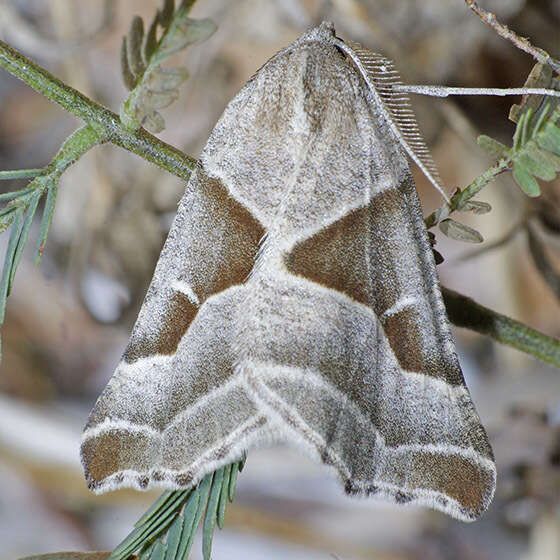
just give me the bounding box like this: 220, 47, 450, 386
336, 39, 450, 202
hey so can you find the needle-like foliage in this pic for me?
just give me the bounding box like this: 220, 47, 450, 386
0, 124, 101, 357
109, 458, 245, 560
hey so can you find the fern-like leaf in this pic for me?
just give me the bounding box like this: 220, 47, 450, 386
478, 63, 560, 198
120, 0, 216, 133
510, 106, 560, 196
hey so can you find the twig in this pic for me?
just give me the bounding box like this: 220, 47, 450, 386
424, 159, 510, 229
442, 287, 560, 368
0, 39, 197, 181
464, 0, 560, 74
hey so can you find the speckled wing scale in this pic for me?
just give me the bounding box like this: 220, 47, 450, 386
81, 22, 496, 522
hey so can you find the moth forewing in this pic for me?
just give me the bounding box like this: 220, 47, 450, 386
82, 21, 496, 522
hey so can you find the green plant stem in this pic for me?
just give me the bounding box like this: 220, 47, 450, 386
424, 159, 510, 229
0, 39, 196, 181
442, 287, 560, 368
47, 124, 102, 176
0, 169, 45, 180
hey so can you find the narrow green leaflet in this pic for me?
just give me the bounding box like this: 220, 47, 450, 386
175, 486, 201, 559
33, 179, 56, 262
520, 107, 533, 145
532, 104, 552, 137
159, 0, 175, 28
164, 516, 184, 560
127, 16, 146, 78
0, 169, 44, 181
120, 36, 136, 90
439, 218, 484, 243
0, 209, 23, 326
184, 472, 213, 556
9, 190, 41, 290
143, 13, 160, 65
202, 468, 224, 560
512, 163, 541, 197
477, 135, 510, 159
458, 200, 492, 215
228, 461, 240, 502
217, 464, 232, 529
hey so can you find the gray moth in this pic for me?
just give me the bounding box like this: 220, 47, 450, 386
81, 22, 496, 522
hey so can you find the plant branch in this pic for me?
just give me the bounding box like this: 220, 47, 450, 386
0, 39, 197, 181
442, 287, 560, 368
0, 169, 45, 180
464, 0, 560, 74
424, 158, 510, 229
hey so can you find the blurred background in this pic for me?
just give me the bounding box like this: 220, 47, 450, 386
0, 0, 559, 559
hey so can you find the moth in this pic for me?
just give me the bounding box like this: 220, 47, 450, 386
81, 22, 496, 522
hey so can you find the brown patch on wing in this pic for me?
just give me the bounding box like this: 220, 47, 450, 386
196, 171, 265, 299
124, 169, 264, 363
285, 206, 370, 305
82, 430, 158, 486
382, 307, 425, 373
383, 306, 463, 380
410, 451, 494, 517
124, 292, 198, 363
